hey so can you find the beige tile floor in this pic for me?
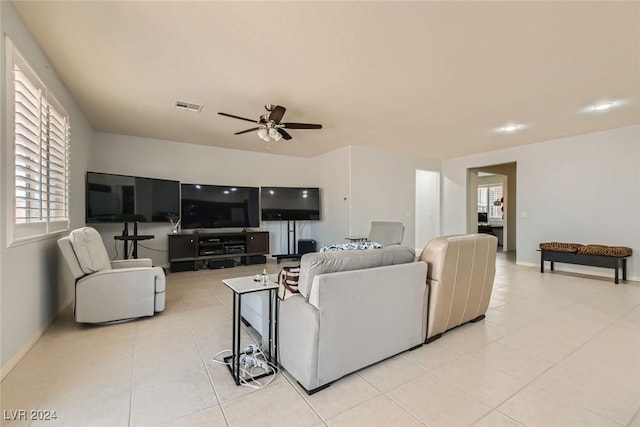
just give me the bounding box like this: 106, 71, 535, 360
2, 253, 640, 427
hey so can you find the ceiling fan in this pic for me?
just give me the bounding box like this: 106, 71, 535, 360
218, 104, 322, 142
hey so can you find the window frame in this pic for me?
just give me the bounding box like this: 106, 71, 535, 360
5, 38, 71, 247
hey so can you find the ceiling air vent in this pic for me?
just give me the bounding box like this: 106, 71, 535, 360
175, 101, 203, 113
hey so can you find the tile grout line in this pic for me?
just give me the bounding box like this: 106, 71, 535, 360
355, 371, 429, 426
184, 284, 233, 427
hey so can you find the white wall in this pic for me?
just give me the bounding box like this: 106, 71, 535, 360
1, 2, 92, 377
308, 147, 351, 248
415, 170, 440, 251
90, 136, 442, 259
349, 146, 440, 250
90, 132, 323, 264
442, 125, 640, 279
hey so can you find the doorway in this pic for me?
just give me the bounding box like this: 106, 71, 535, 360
467, 162, 517, 252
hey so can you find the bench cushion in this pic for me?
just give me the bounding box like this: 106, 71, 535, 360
578, 245, 632, 257
539, 242, 583, 253
540, 242, 632, 257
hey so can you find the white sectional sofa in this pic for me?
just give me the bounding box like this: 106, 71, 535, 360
242, 234, 498, 394
278, 245, 427, 393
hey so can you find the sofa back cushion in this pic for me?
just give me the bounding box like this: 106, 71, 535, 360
69, 227, 111, 274
297, 245, 415, 298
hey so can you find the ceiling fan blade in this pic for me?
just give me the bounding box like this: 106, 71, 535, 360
278, 129, 293, 140
268, 105, 286, 124
218, 112, 257, 123
234, 127, 261, 135
282, 123, 323, 130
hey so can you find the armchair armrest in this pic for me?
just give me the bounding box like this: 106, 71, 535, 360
78, 267, 155, 288
75, 267, 156, 323
111, 258, 152, 269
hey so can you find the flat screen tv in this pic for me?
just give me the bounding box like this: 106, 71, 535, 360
261, 187, 321, 221
86, 172, 180, 223
181, 184, 260, 229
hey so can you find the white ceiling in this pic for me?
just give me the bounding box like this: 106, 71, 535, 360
11, 1, 640, 159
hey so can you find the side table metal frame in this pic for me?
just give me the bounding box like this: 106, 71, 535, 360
222, 278, 279, 385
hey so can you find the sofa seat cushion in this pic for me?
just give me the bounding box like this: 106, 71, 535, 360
539, 242, 584, 253
577, 245, 632, 257
297, 245, 415, 298
69, 227, 112, 274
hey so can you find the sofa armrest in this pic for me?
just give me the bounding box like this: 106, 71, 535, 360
279, 295, 321, 389
111, 258, 152, 269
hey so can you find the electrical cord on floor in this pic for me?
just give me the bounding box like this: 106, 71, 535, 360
112, 241, 120, 261
211, 345, 278, 389
137, 243, 168, 252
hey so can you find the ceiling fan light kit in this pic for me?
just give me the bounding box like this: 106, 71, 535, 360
218, 104, 322, 143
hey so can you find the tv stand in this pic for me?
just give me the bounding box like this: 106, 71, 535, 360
113, 222, 154, 259
273, 220, 302, 263
168, 231, 269, 272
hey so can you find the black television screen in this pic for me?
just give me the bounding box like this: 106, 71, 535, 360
181, 184, 259, 229
478, 212, 488, 223
86, 172, 180, 223
261, 187, 320, 221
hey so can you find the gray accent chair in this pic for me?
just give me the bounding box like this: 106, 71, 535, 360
278, 246, 427, 393
419, 234, 498, 342
58, 227, 165, 323
368, 221, 405, 246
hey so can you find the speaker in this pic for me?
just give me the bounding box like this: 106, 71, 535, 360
243, 255, 267, 266
170, 261, 194, 273
207, 259, 235, 269
298, 239, 317, 255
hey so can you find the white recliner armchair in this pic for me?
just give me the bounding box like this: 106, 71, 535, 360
58, 227, 165, 323
368, 221, 405, 246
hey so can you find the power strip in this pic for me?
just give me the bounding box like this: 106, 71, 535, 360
239, 353, 269, 370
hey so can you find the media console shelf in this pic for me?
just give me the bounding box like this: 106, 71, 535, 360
168, 231, 269, 272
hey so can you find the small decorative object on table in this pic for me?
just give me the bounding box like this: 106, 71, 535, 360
169, 218, 181, 234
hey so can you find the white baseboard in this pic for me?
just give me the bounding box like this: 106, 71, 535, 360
516, 261, 537, 268
1, 300, 72, 381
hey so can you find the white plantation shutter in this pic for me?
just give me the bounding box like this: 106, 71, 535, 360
488, 185, 503, 220
8, 40, 70, 243
47, 97, 71, 231
477, 187, 488, 213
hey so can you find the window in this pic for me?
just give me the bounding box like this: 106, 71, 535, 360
477, 184, 503, 220
7, 39, 70, 244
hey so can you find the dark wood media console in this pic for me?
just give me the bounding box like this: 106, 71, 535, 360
168, 231, 269, 272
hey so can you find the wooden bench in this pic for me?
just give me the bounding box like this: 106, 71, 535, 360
539, 242, 632, 285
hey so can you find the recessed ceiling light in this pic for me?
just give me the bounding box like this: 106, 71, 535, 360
591, 101, 615, 111
495, 123, 524, 133
223, 190, 229, 194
